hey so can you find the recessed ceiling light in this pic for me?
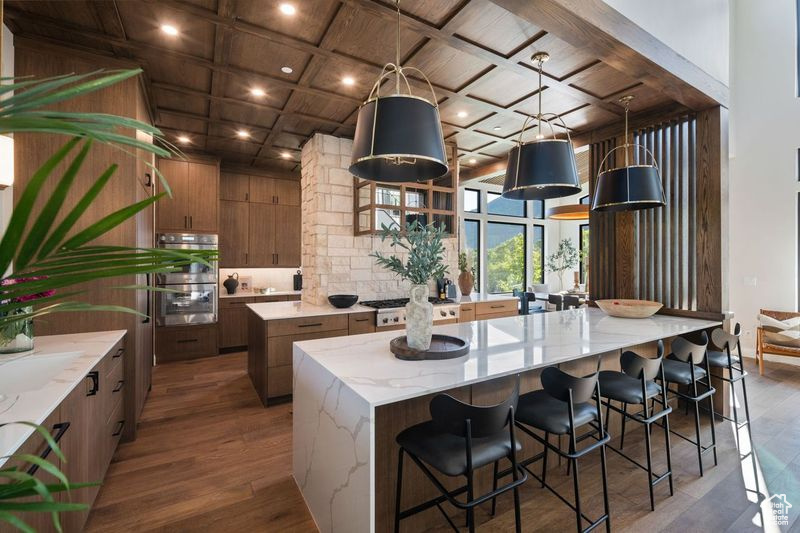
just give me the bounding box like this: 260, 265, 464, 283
468, 158, 477, 164
250, 87, 266, 97
177, 135, 191, 144
236, 130, 251, 139
160, 24, 179, 36
342, 76, 355, 86
457, 111, 468, 118
281, 152, 292, 159
281, 66, 293, 74
493, 126, 501, 131
279, 3, 296, 15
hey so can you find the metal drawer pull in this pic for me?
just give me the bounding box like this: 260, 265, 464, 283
298, 323, 323, 328
113, 347, 124, 358
26, 422, 70, 476
86, 371, 99, 396
112, 420, 125, 437
354, 318, 369, 322
113, 380, 124, 393
490, 305, 505, 309
177, 338, 199, 343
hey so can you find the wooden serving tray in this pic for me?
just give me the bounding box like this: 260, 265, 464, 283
390, 334, 470, 361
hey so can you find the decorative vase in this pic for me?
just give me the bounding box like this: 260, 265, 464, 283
223, 272, 239, 295
0, 306, 34, 355
457, 271, 474, 296
405, 284, 433, 351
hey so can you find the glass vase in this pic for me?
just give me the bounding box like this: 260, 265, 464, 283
0, 306, 34, 355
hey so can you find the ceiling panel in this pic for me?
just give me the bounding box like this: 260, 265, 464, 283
466, 68, 536, 107
333, 11, 424, 66
521, 33, 597, 80
450, 2, 542, 57
154, 88, 210, 116
567, 62, 640, 99
228, 33, 311, 82
235, 0, 341, 44
407, 40, 493, 92
472, 112, 528, 138
206, 138, 261, 156
514, 87, 586, 118
142, 53, 213, 92
308, 55, 377, 97
444, 130, 494, 152
207, 123, 268, 144
222, 76, 293, 110
286, 92, 358, 124
438, 99, 494, 128
157, 113, 207, 135
560, 105, 618, 131
215, 101, 280, 130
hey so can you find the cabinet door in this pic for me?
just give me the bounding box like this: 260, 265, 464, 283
219, 300, 252, 348
274, 179, 300, 206
274, 205, 301, 267
220, 172, 250, 202
219, 200, 249, 267
187, 162, 219, 232
249, 176, 275, 204
156, 159, 189, 231
248, 202, 276, 266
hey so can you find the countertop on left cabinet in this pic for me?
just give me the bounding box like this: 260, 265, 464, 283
0, 330, 126, 467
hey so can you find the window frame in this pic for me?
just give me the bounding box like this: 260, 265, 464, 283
487, 191, 527, 218
531, 223, 545, 284
463, 188, 481, 213
486, 221, 528, 294
463, 218, 481, 291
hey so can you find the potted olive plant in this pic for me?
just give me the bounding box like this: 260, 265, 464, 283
546, 238, 581, 292
371, 221, 448, 350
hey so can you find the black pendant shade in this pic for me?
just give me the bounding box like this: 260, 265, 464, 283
502, 139, 581, 200
349, 95, 448, 183
591, 164, 666, 212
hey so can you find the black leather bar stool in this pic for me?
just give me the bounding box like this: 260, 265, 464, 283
598, 341, 673, 511
656, 332, 718, 475
548, 293, 564, 311
563, 294, 581, 309
707, 325, 755, 457
394, 382, 527, 532
512, 367, 611, 532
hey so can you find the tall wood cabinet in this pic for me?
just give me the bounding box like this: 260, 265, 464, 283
219, 171, 301, 268
14, 42, 152, 442
156, 159, 220, 233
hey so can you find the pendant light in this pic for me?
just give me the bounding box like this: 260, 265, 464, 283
546, 203, 589, 220
349, 1, 448, 183
502, 52, 581, 201
591, 95, 666, 211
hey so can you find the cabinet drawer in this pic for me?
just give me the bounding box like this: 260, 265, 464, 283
219, 297, 255, 308
155, 325, 218, 363
268, 314, 348, 337
104, 399, 125, 467
267, 329, 348, 367
459, 304, 476, 323
475, 300, 518, 317
103, 354, 125, 425
349, 312, 376, 335
268, 365, 293, 398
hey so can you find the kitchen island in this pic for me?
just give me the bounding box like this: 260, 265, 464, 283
292, 308, 722, 532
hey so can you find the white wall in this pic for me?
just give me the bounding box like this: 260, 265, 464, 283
603, 0, 730, 85
728, 0, 800, 360
1, 24, 14, 233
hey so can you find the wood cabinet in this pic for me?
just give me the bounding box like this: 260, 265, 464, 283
248, 310, 376, 406
156, 159, 220, 233
475, 299, 518, 320
218, 294, 300, 350
218, 171, 301, 268
0, 337, 126, 533
155, 324, 219, 363
459, 303, 476, 323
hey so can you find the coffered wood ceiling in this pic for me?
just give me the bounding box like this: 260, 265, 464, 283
3, 0, 722, 177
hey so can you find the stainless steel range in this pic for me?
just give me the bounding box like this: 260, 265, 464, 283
155, 233, 218, 326
360, 298, 460, 328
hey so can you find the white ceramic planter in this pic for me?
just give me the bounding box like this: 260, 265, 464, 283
405, 284, 433, 350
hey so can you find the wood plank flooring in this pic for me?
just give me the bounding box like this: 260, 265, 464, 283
85, 353, 800, 532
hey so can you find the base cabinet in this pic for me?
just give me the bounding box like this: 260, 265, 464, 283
219, 294, 301, 350
155, 324, 219, 363
0, 337, 126, 533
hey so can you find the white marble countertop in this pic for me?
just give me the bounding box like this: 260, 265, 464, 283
220, 290, 301, 299
247, 300, 375, 320
0, 330, 126, 468
293, 308, 720, 407
456, 292, 518, 304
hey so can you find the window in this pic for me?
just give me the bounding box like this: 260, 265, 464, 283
486, 222, 526, 293
487, 192, 526, 217
464, 189, 480, 213
579, 224, 590, 283
531, 199, 544, 219
531, 225, 544, 283
580, 195, 590, 205
464, 219, 480, 291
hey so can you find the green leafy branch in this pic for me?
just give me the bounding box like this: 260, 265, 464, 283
370, 221, 449, 285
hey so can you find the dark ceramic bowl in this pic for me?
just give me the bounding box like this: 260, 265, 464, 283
328, 294, 359, 309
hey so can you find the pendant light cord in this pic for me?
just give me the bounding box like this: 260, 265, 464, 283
396, 0, 401, 94
624, 99, 629, 167
537, 57, 543, 134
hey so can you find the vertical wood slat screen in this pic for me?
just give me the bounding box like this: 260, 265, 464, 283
633, 114, 697, 310
589, 139, 616, 300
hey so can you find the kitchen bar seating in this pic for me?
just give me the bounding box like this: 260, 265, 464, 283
598, 341, 674, 511
394, 382, 527, 532
657, 332, 718, 475
513, 367, 611, 533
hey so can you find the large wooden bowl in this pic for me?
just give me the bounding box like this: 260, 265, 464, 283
595, 299, 662, 318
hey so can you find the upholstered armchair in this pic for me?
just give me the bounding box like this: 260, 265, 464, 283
756, 309, 800, 375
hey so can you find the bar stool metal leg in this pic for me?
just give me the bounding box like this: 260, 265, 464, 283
394, 448, 404, 533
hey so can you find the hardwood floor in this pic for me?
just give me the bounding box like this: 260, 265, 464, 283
85, 353, 800, 532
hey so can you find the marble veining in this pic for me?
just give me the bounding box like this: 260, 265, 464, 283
294, 308, 721, 407
0, 330, 127, 467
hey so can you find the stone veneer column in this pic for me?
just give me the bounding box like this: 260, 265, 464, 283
300, 133, 458, 305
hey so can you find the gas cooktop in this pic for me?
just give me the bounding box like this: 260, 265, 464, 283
360, 297, 455, 309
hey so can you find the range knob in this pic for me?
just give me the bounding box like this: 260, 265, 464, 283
382, 318, 389, 324
449, 310, 456, 316
393, 317, 399, 323
440, 311, 446, 317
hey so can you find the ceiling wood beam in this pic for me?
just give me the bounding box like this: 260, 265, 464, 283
205, 0, 236, 152
489, 0, 728, 109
